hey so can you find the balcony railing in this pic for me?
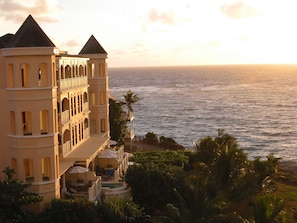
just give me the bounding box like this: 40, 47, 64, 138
124, 111, 134, 121
58, 76, 88, 90
65, 176, 102, 201
83, 102, 89, 113
125, 129, 135, 140
59, 110, 70, 124
84, 127, 90, 139
88, 177, 102, 201
60, 141, 71, 156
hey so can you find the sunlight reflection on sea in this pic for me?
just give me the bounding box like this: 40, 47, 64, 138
109, 65, 297, 161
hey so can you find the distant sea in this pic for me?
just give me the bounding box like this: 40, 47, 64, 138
109, 65, 297, 161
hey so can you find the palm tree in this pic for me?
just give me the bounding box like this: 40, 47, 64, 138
123, 90, 140, 113
193, 130, 257, 201
122, 90, 140, 148
109, 98, 127, 146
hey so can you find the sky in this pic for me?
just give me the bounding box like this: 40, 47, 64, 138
1, 0, 297, 67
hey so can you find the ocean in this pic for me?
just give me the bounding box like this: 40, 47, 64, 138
109, 65, 297, 161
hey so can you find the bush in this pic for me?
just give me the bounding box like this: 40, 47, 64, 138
97, 196, 150, 223
36, 198, 98, 223
143, 132, 158, 145
159, 136, 185, 150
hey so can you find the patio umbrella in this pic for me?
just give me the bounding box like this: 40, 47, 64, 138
67, 166, 89, 184
98, 149, 119, 167
68, 166, 89, 174
98, 149, 119, 159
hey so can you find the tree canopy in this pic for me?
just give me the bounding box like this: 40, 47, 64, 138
0, 167, 43, 222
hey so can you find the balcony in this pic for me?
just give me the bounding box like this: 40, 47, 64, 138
83, 102, 89, 113
58, 76, 88, 90
59, 110, 70, 124
125, 129, 135, 141
124, 111, 134, 122
88, 177, 102, 201
59, 141, 71, 157
65, 175, 102, 201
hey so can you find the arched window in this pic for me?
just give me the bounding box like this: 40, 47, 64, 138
101, 119, 106, 132
84, 118, 89, 129
62, 98, 70, 112
88, 63, 94, 78
81, 121, 84, 139
77, 95, 81, 113
24, 159, 34, 182
84, 65, 87, 76
63, 129, 71, 143
22, 111, 32, 135
71, 97, 74, 116
80, 94, 83, 112
21, 64, 28, 87
79, 65, 84, 76
99, 63, 105, 77
83, 92, 88, 103
40, 110, 49, 134
11, 158, 17, 176
58, 134, 61, 145
10, 111, 16, 135
90, 92, 95, 106
39, 63, 48, 87
8, 64, 14, 87
100, 91, 106, 105
42, 157, 50, 181
61, 65, 65, 79
65, 65, 71, 78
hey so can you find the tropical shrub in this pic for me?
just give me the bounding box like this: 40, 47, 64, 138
125, 163, 185, 213
143, 132, 159, 145
0, 167, 43, 223
97, 196, 150, 223
159, 136, 185, 150
109, 98, 127, 146
36, 198, 98, 223
253, 194, 285, 223
131, 151, 189, 167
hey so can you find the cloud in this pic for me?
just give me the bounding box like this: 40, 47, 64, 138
0, 0, 61, 23
148, 8, 176, 25
220, 1, 261, 19
63, 39, 81, 48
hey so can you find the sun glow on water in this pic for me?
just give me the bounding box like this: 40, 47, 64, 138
110, 65, 297, 161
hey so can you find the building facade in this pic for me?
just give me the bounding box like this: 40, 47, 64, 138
0, 15, 110, 206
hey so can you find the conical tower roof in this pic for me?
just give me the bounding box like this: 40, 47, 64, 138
79, 35, 107, 55
7, 15, 55, 48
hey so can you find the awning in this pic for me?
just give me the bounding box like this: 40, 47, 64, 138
63, 134, 109, 167
59, 161, 74, 176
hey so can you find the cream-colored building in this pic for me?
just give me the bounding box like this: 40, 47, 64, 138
0, 15, 112, 207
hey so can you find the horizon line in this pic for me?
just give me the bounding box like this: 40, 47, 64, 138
109, 63, 297, 69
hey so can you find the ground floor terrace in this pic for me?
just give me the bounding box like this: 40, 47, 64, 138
59, 141, 130, 201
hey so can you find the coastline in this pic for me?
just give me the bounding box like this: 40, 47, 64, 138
134, 141, 297, 175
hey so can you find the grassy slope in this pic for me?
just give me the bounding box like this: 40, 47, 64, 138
274, 166, 297, 221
